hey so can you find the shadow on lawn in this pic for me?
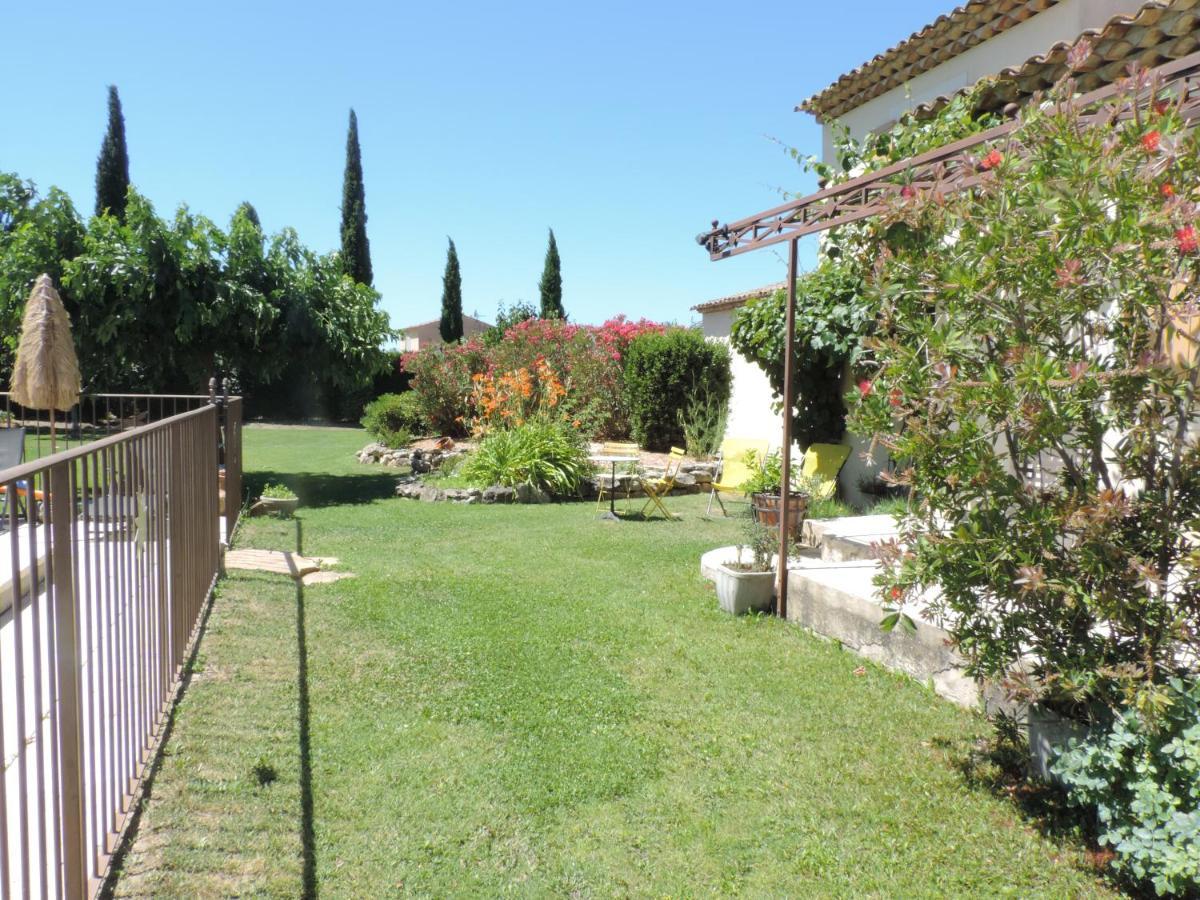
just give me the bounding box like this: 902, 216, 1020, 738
293, 518, 318, 898
245, 469, 399, 508
932, 733, 1120, 892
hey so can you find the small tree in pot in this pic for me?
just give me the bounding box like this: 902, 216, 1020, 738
715, 519, 785, 615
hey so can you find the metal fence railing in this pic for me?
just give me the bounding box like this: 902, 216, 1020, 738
0, 398, 239, 897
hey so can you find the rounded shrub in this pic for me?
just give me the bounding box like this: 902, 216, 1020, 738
622, 329, 731, 451
361, 392, 426, 448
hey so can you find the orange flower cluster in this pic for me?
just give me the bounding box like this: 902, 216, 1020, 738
467, 359, 569, 435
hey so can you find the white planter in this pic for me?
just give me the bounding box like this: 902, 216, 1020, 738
715, 562, 775, 615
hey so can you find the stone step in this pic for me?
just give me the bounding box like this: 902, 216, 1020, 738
802, 514, 899, 562
785, 560, 981, 708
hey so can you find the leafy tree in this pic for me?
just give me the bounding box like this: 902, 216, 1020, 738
235, 201, 261, 229
339, 109, 372, 285
94, 86, 131, 220
439, 238, 463, 343
481, 299, 537, 346
538, 228, 563, 319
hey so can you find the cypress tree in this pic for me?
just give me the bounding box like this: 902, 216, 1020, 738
339, 109, 373, 285
94, 85, 131, 220
440, 238, 464, 343
538, 228, 563, 319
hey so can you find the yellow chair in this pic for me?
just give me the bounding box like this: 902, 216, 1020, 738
638, 447, 686, 520
594, 441, 641, 514
800, 443, 852, 500
706, 438, 769, 516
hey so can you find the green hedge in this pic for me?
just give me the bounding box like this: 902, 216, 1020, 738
623, 329, 731, 452
361, 392, 426, 448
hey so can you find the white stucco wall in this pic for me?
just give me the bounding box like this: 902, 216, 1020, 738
821, 0, 1143, 160
700, 307, 783, 448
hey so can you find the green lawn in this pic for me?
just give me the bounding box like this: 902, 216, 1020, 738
111, 424, 1109, 897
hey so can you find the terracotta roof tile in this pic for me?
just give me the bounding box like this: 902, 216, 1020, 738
910, 0, 1199, 120
800, 0, 1062, 121
692, 283, 785, 314
799, 1, 1197, 123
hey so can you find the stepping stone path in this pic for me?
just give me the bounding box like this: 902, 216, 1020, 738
224, 549, 355, 586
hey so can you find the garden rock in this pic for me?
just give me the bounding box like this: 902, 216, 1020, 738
515, 484, 551, 504
482, 485, 516, 504
358, 443, 413, 468
419, 485, 444, 502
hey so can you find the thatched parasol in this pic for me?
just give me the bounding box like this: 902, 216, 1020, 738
10, 274, 81, 452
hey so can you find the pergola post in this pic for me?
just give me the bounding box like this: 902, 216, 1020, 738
777, 238, 798, 618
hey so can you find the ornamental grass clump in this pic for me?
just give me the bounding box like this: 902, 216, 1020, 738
460, 420, 591, 496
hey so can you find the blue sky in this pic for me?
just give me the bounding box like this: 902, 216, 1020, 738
6, 0, 955, 330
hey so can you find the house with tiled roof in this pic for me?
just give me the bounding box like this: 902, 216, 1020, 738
698, 0, 1200, 505
399, 314, 493, 352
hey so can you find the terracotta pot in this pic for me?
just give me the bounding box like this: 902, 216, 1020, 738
750, 491, 808, 539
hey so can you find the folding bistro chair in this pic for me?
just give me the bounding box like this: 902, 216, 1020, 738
638, 447, 686, 520
706, 437, 769, 517
594, 441, 641, 514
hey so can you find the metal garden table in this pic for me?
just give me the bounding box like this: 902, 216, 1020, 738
589, 454, 639, 522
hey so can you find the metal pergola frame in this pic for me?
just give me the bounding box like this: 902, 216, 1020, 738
697, 48, 1200, 618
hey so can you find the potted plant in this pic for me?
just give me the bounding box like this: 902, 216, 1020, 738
714, 519, 779, 615
739, 449, 808, 539
257, 482, 298, 516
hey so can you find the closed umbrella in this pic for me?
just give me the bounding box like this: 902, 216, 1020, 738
10, 274, 81, 453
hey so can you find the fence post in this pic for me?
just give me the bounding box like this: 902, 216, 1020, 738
49, 461, 87, 899
224, 399, 242, 539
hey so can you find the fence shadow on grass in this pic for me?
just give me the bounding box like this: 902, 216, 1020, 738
245, 470, 399, 509
293, 518, 318, 898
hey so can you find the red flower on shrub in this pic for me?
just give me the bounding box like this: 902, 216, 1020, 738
1141, 130, 1162, 153
889, 585, 904, 602
888, 388, 903, 407
900, 184, 916, 199
1153, 99, 1170, 116
1161, 182, 1175, 198
1176, 225, 1198, 253
1055, 259, 1082, 288
857, 380, 873, 398
979, 149, 1003, 171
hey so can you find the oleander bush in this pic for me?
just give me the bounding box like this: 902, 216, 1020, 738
403, 315, 665, 439
845, 54, 1200, 894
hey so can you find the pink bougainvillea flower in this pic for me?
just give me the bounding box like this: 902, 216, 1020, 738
979, 149, 1003, 171
1176, 224, 1198, 253
857, 380, 873, 398
1141, 130, 1162, 153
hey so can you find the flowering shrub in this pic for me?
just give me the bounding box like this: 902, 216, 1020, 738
400, 341, 487, 435
466, 359, 569, 435
848, 66, 1200, 715
403, 315, 665, 438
